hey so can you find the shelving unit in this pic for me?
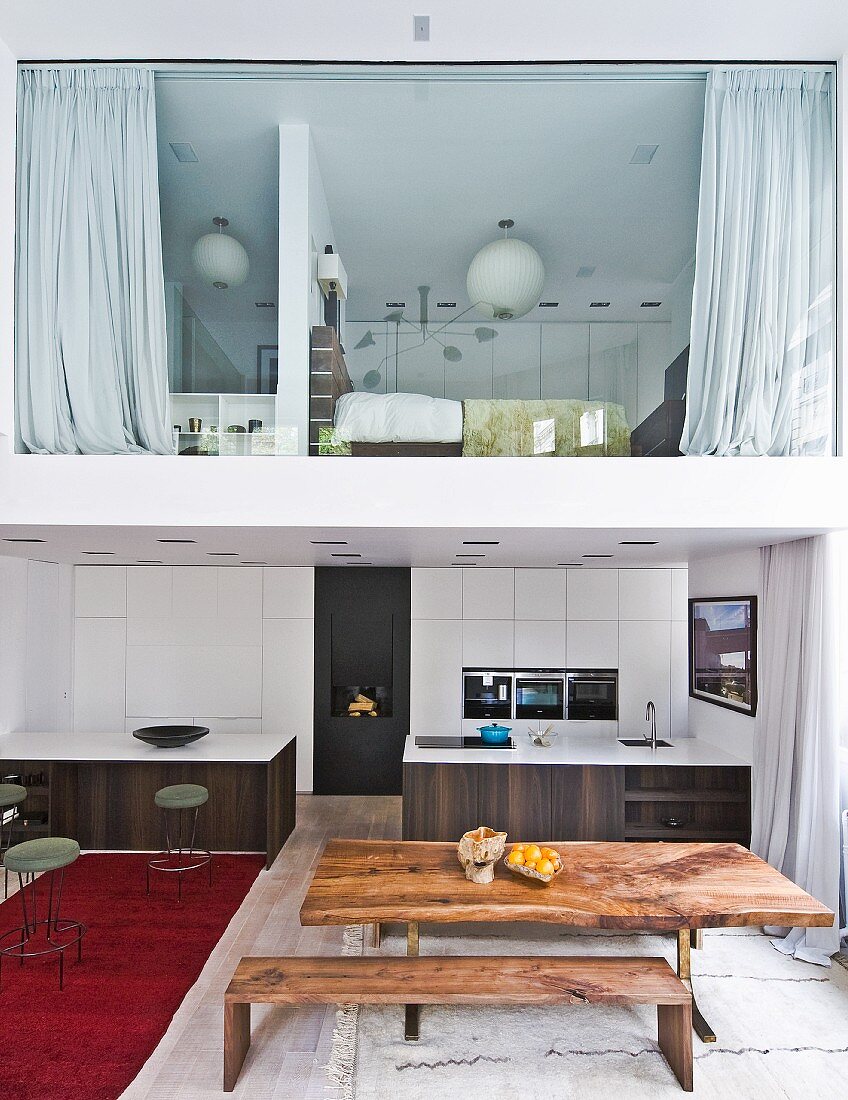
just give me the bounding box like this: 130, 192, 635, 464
1, 762, 51, 839
169, 393, 279, 456
623, 765, 751, 845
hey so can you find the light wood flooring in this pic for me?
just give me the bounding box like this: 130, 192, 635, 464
122, 794, 401, 1100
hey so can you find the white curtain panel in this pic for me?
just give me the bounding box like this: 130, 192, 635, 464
682, 69, 834, 456
15, 67, 173, 454
752, 536, 840, 964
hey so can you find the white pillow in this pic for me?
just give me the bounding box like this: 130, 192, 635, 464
332, 390, 463, 444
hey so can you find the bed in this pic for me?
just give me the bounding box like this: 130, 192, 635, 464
310, 326, 632, 457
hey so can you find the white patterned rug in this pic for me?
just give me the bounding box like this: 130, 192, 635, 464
328, 924, 848, 1100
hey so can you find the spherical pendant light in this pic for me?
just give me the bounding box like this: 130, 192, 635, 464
466, 219, 545, 320
192, 216, 249, 290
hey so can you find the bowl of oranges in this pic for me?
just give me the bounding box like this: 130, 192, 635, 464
504, 843, 563, 884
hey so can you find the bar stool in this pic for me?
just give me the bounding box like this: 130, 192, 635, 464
146, 783, 212, 902
0, 837, 86, 991
0, 784, 27, 899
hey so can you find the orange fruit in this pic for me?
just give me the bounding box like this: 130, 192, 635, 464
547, 848, 560, 861
536, 858, 555, 876
507, 850, 525, 865
524, 844, 542, 863
523, 860, 537, 871
512, 843, 526, 852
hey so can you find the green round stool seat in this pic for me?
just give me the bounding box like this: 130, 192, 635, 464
4, 836, 80, 875
0, 783, 27, 809
154, 783, 209, 811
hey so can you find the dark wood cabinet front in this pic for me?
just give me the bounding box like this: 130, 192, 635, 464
477, 763, 552, 840
403, 763, 479, 841
551, 765, 625, 841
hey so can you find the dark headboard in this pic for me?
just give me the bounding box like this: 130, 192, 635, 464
309, 326, 354, 455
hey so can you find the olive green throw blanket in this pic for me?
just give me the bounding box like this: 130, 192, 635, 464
461, 398, 631, 457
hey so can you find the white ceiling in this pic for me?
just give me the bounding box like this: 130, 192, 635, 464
155, 71, 706, 325
0, 525, 822, 569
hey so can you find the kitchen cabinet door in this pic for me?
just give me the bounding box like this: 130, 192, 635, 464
462, 619, 514, 668
462, 569, 514, 620
670, 618, 689, 739
402, 763, 479, 841
411, 568, 462, 619
514, 569, 566, 620
566, 569, 618, 621
671, 569, 688, 622
566, 620, 618, 668
75, 566, 127, 617
618, 620, 671, 738
514, 620, 566, 668
478, 764, 552, 839
410, 619, 462, 735
618, 569, 672, 621
551, 765, 624, 841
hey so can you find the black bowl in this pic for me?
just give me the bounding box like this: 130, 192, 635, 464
132, 725, 210, 748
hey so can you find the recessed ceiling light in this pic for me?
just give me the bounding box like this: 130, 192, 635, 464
332, 552, 361, 557
207, 552, 239, 556
590, 302, 610, 308
455, 553, 485, 558
255, 301, 275, 309
451, 562, 476, 566
630, 144, 659, 165
3, 537, 45, 543
539, 302, 559, 308
583, 554, 614, 558
462, 540, 499, 545
619, 540, 659, 546
350, 561, 373, 565
137, 560, 163, 564
437, 302, 457, 308
310, 540, 348, 545
385, 301, 405, 308
576, 266, 596, 278
640, 301, 662, 308
169, 141, 198, 163
157, 539, 196, 544
557, 562, 584, 567
241, 561, 267, 565
82, 551, 115, 555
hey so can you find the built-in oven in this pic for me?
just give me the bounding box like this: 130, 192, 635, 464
462, 670, 512, 720
514, 672, 565, 719
566, 669, 618, 720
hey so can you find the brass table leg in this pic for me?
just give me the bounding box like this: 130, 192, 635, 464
405, 921, 420, 1041
677, 928, 716, 1043
373, 922, 382, 949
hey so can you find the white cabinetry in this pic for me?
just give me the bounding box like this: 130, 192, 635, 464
462, 619, 514, 667
566, 569, 618, 620
515, 569, 566, 620
671, 569, 688, 621
411, 568, 463, 619
462, 569, 514, 620
618, 620, 671, 737
670, 619, 689, 738
566, 620, 618, 668
619, 569, 672, 621
514, 620, 566, 668
410, 619, 462, 734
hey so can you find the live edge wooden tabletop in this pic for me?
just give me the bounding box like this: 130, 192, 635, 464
299, 839, 834, 931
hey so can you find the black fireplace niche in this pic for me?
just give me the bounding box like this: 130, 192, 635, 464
313, 567, 410, 794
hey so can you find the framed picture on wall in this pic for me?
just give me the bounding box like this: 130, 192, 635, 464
688, 596, 758, 716
256, 345, 278, 394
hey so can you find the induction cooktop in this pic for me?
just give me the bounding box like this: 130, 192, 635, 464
414, 735, 517, 750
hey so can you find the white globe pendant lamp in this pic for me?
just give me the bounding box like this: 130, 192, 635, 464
466, 219, 545, 320
192, 216, 249, 289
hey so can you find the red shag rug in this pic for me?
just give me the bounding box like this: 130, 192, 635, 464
0, 852, 264, 1100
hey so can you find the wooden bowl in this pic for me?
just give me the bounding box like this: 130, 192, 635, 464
503, 857, 564, 885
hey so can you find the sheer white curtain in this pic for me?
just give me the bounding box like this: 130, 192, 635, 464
751, 536, 840, 965
682, 69, 834, 456
16, 67, 173, 455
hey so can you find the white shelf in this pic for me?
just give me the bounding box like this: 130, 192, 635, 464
169, 392, 278, 456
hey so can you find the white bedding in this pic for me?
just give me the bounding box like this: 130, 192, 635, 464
332, 390, 463, 445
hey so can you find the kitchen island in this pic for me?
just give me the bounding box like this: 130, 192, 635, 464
0, 730, 296, 867
403, 735, 751, 845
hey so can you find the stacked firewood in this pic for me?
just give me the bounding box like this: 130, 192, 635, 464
347, 693, 378, 717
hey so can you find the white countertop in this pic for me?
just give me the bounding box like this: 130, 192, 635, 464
403, 734, 750, 768
0, 729, 295, 764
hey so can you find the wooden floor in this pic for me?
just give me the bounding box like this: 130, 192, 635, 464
122, 794, 401, 1100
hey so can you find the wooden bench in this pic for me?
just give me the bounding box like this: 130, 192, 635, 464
223, 954, 693, 1092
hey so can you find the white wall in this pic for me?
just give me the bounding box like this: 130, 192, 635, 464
410, 566, 688, 739
71, 565, 316, 790
687, 548, 761, 762
0, 555, 73, 733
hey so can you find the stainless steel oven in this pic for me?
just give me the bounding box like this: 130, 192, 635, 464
462, 670, 512, 720
514, 672, 565, 719
566, 670, 618, 720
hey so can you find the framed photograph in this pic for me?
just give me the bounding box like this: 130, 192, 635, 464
256, 345, 278, 394
689, 596, 758, 716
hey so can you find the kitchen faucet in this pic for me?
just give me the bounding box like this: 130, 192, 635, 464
645, 700, 657, 749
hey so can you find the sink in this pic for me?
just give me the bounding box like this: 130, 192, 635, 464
618, 738, 673, 748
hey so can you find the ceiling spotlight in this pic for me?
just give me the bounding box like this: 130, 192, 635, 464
207, 552, 239, 556
557, 563, 584, 566
310, 540, 348, 545
157, 539, 196, 544
583, 554, 614, 558
463, 540, 500, 545
3, 537, 45, 543
82, 551, 115, 555
437, 302, 457, 309
640, 302, 662, 308
590, 302, 611, 308
354, 331, 376, 350
619, 540, 659, 546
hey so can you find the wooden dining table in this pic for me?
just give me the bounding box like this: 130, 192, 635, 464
300, 838, 834, 1042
